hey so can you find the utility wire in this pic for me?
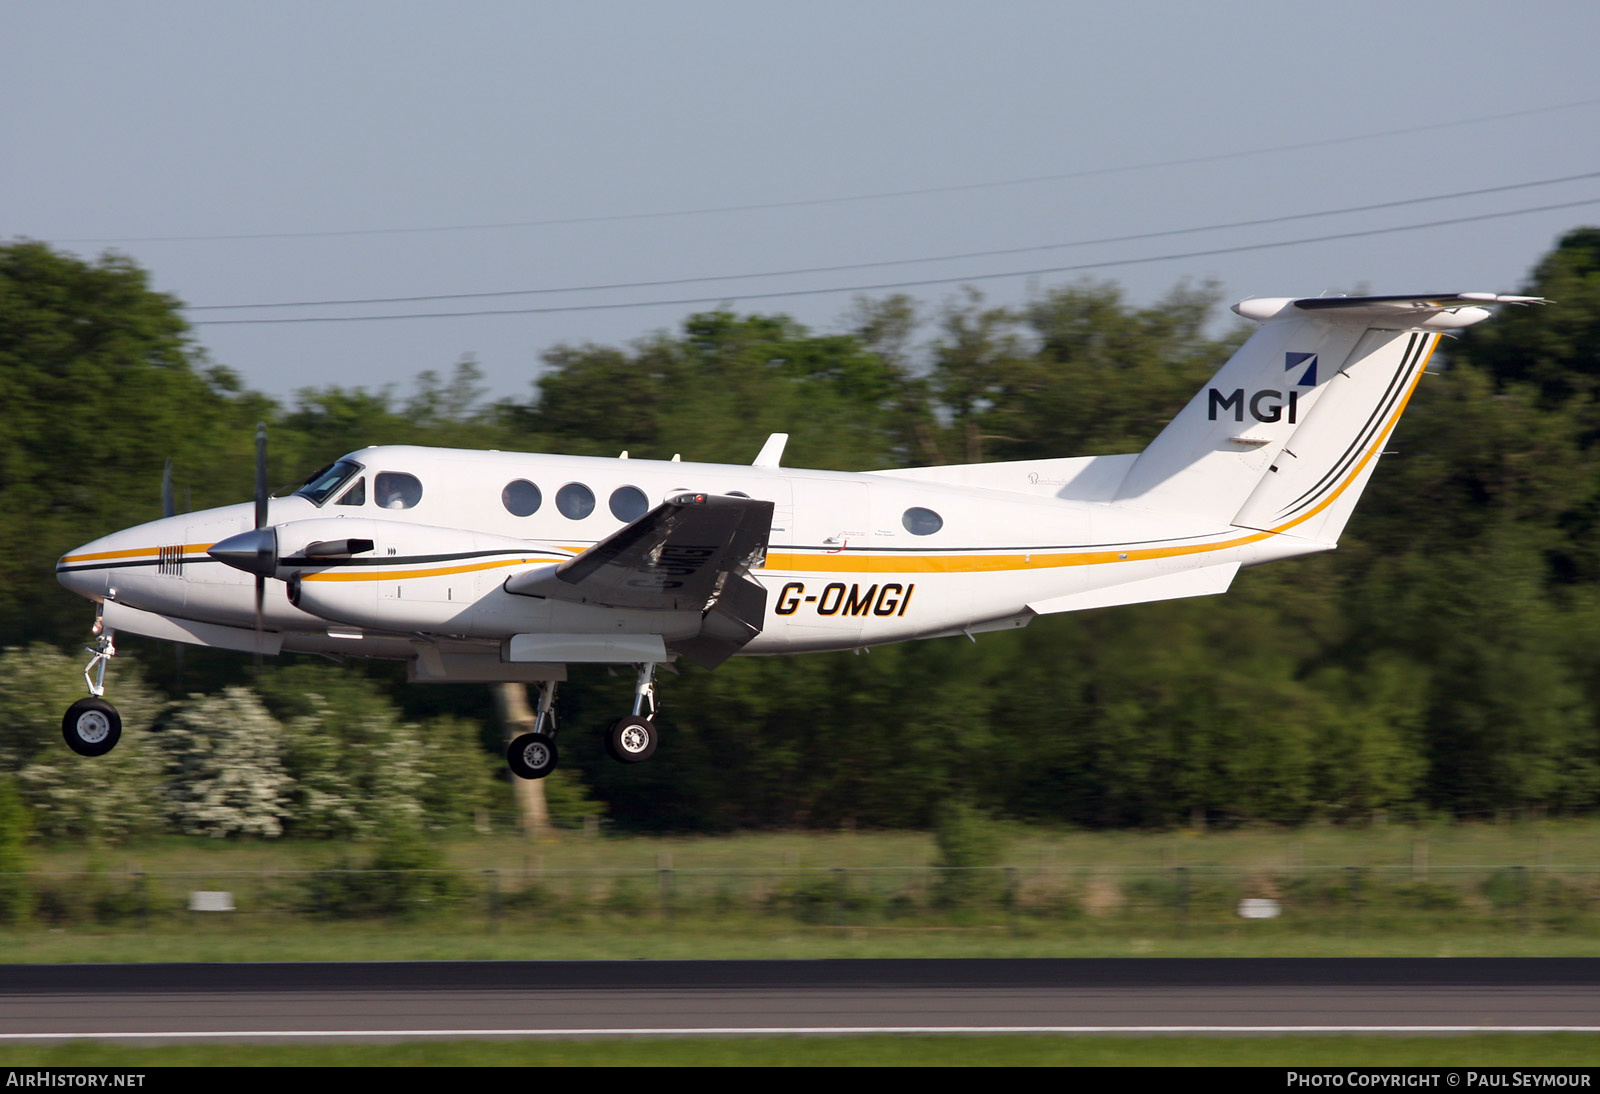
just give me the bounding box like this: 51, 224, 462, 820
188, 171, 1600, 311
57, 95, 1600, 245
190, 196, 1600, 326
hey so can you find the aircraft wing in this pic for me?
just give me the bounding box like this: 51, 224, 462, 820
505, 493, 774, 668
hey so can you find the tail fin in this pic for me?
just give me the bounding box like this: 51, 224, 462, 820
1113, 293, 1545, 544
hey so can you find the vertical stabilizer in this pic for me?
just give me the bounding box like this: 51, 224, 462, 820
1112, 293, 1543, 542
1229, 328, 1435, 544
1112, 314, 1365, 518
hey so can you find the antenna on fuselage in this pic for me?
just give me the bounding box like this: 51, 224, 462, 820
752, 433, 788, 469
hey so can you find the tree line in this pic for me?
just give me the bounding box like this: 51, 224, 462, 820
3, 231, 1599, 835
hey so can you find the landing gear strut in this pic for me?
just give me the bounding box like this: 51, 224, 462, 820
603, 663, 659, 764
503, 663, 666, 778
506, 679, 560, 780
64, 619, 122, 757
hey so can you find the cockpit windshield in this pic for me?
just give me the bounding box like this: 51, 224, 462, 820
294, 459, 364, 506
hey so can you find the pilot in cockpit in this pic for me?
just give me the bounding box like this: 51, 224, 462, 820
375, 472, 422, 510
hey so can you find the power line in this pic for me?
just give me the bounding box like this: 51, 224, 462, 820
190, 196, 1600, 326
188, 171, 1600, 311
57, 95, 1600, 245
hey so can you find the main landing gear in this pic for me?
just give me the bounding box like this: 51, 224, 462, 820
603, 663, 658, 764
506, 678, 560, 781
63, 622, 123, 758
505, 663, 662, 780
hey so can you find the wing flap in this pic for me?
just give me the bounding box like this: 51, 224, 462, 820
505, 493, 774, 613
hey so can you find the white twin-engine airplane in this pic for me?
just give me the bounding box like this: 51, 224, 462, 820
56, 292, 1544, 780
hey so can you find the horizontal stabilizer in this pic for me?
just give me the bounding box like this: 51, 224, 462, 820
1235, 293, 1547, 330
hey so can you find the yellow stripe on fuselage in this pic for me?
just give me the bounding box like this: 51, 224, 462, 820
58, 542, 214, 565
300, 558, 542, 582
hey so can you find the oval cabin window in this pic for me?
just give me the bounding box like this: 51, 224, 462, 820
609, 485, 648, 522
556, 483, 596, 520
502, 480, 542, 517
901, 507, 943, 536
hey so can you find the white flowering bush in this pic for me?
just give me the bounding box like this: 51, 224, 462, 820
156, 687, 292, 838
283, 695, 427, 837
0, 645, 164, 841
260, 665, 498, 837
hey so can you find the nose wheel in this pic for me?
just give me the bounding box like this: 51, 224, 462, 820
63, 622, 122, 757
63, 697, 121, 757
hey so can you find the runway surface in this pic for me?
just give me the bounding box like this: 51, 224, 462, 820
0, 959, 1595, 1041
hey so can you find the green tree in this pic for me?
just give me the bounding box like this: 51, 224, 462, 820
0, 242, 253, 647
516, 312, 907, 469
255, 664, 499, 837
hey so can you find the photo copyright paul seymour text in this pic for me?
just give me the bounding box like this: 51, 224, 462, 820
1288, 1075, 1592, 1088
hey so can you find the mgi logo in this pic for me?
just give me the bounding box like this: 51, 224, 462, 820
1208, 352, 1318, 424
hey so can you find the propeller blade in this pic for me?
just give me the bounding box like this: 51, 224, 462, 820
254, 422, 269, 530
255, 573, 265, 671
162, 457, 183, 688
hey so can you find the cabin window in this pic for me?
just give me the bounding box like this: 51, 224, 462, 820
609, 485, 648, 522
502, 479, 542, 517
556, 482, 595, 520
902, 507, 943, 536
335, 478, 366, 506
295, 459, 362, 506
375, 472, 423, 510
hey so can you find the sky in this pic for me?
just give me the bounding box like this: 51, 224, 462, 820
5, 1, 1599, 407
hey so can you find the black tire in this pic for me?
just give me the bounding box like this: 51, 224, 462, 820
599, 719, 623, 762
62, 697, 121, 757
606, 716, 657, 763
507, 731, 558, 780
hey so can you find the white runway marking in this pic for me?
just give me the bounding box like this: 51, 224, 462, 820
1, 1026, 1598, 1040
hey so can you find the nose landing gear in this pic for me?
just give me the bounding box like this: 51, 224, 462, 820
63, 620, 122, 757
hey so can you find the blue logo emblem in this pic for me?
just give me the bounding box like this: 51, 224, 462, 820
1286, 352, 1318, 387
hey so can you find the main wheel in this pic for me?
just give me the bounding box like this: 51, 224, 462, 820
605, 716, 657, 764
507, 732, 558, 780
62, 697, 122, 757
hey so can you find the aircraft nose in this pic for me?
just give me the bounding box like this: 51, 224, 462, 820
57, 537, 115, 601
